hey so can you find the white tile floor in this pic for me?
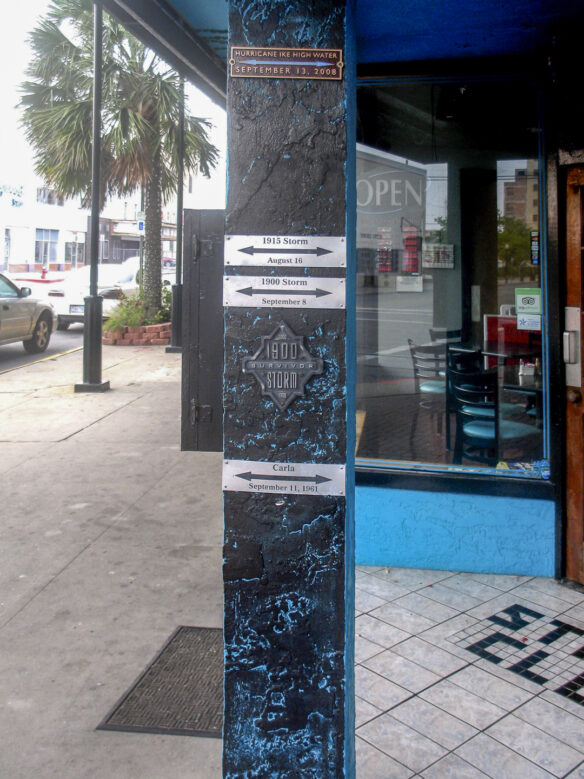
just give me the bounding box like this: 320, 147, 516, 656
355, 567, 584, 778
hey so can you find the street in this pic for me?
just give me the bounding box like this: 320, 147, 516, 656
0, 322, 84, 373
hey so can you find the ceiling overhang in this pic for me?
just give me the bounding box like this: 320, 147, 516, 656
100, 0, 227, 107
99, 0, 582, 111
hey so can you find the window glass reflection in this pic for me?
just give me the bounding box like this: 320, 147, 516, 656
356, 81, 546, 477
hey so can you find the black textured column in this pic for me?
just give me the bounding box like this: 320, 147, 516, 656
223, 1, 354, 776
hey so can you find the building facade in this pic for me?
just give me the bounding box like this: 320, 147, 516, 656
96, 1, 584, 774
101, 0, 583, 583
97, 0, 584, 581
1, 167, 224, 274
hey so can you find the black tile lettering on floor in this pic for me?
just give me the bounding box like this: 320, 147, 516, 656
450, 605, 584, 705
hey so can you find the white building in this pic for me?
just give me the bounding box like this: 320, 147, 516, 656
0, 85, 226, 274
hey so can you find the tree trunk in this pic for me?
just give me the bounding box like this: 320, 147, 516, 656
143, 144, 162, 320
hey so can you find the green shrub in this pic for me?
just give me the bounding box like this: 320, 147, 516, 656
103, 294, 145, 332
103, 288, 172, 332
152, 284, 172, 323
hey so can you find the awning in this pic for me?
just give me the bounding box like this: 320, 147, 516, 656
100, 0, 227, 107
101, 0, 583, 104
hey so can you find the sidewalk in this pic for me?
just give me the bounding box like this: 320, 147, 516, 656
2, 346, 584, 777
0, 345, 223, 778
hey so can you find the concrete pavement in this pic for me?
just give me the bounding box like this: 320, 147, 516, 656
0, 345, 223, 778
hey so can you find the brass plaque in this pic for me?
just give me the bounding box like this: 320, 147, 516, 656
230, 46, 343, 80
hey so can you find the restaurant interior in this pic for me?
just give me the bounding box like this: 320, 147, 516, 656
355, 78, 545, 475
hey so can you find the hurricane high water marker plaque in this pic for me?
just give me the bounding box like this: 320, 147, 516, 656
223, 460, 345, 496
225, 235, 346, 268
224, 276, 345, 309
230, 47, 343, 80
241, 321, 323, 410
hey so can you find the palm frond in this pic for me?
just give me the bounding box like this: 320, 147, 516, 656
18, 0, 220, 270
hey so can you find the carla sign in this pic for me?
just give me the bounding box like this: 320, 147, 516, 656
223, 460, 345, 496
242, 321, 323, 410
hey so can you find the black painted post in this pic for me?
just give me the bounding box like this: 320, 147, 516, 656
167, 77, 184, 354
75, 1, 109, 393
223, 1, 355, 776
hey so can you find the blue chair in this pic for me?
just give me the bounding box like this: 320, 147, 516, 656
444, 347, 483, 450
450, 369, 539, 466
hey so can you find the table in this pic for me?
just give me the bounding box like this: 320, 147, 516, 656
448, 340, 541, 364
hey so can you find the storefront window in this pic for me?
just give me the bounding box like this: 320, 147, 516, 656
356, 80, 547, 478
35, 228, 58, 266
65, 241, 85, 267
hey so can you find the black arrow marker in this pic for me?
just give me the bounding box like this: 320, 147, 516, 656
239, 245, 332, 257
238, 286, 331, 298
236, 471, 332, 484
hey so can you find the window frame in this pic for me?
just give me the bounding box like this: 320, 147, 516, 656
354, 63, 557, 494
35, 228, 59, 266
64, 241, 85, 267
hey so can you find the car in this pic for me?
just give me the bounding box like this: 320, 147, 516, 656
0, 272, 56, 353
48, 256, 142, 330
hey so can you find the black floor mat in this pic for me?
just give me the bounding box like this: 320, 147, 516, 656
98, 626, 223, 738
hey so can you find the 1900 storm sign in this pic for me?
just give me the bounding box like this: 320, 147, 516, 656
242, 322, 323, 410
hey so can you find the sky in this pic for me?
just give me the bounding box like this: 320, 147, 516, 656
0, 0, 227, 203
0, 0, 49, 182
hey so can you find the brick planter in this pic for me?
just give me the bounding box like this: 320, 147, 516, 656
102, 322, 171, 346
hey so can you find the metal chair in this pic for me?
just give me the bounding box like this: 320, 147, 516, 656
444, 346, 483, 450
408, 339, 447, 457
450, 368, 539, 466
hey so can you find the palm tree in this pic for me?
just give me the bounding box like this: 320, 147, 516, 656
19, 0, 219, 318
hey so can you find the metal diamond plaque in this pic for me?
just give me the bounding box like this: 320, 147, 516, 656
242, 321, 323, 410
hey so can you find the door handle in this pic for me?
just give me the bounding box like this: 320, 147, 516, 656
564, 307, 582, 387
191, 234, 200, 262
563, 330, 578, 364
567, 388, 582, 404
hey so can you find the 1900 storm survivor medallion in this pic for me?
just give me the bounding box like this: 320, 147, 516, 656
241, 321, 324, 410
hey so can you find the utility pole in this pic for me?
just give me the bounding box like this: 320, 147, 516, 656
75, 0, 109, 393
166, 77, 185, 353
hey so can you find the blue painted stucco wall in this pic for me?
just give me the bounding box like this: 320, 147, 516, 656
356, 486, 556, 577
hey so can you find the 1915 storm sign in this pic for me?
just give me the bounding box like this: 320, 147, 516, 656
242, 322, 323, 410
225, 235, 346, 268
